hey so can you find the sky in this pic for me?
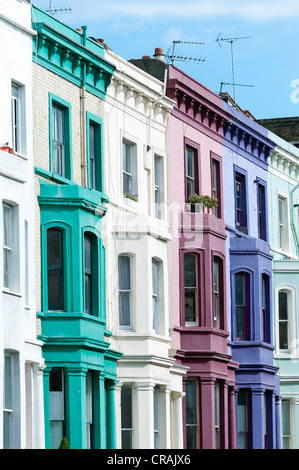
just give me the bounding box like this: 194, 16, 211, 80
32, 0, 299, 120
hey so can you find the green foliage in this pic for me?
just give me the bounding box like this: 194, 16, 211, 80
124, 193, 138, 202
187, 193, 218, 208
59, 437, 70, 449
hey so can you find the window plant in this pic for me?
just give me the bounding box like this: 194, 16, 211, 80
187, 193, 218, 209
124, 192, 138, 202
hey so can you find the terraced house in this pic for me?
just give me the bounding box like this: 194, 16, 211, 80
221, 94, 281, 449
104, 47, 187, 449
131, 51, 239, 449
266, 130, 299, 448
0, 0, 44, 449
31, 6, 121, 449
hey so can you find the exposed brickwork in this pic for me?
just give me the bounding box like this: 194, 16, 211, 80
257, 116, 299, 146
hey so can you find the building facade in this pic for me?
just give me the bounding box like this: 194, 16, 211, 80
0, 0, 45, 449
31, 6, 121, 449
221, 96, 281, 449
104, 48, 187, 449
267, 131, 299, 448
131, 52, 239, 449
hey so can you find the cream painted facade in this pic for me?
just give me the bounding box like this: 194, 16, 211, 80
103, 50, 187, 449
0, 0, 44, 449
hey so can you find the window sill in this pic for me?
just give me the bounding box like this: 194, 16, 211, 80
35, 167, 72, 185
2, 288, 21, 298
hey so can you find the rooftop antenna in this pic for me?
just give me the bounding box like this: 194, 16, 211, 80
47, 1, 71, 15
220, 81, 254, 95
165, 40, 205, 65
216, 33, 252, 104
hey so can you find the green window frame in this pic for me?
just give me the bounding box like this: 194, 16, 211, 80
49, 93, 72, 180
86, 112, 103, 192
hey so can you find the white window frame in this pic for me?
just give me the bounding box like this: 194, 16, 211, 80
11, 82, 26, 155
118, 254, 133, 330
186, 146, 195, 199
152, 258, 163, 334
278, 193, 290, 253
154, 155, 164, 219
275, 285, 296, 355
121, 384, 135, 449
122, 139, 138, 198
3, 351, 19, 449
154, 386, 160, 449
2, 202, 19, 293
281, 398, 294, 449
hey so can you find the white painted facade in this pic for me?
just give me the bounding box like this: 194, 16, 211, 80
0, 0, 44, 449
103, 50, 187, 449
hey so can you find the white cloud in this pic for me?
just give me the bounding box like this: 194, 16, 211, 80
78, 0, 299, 22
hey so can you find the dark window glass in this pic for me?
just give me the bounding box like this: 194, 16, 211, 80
47, 229, 64, 310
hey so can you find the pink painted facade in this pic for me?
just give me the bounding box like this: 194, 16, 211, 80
166, 66, 238, 449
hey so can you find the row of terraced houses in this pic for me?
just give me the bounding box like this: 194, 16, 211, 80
1, 0, 299, 450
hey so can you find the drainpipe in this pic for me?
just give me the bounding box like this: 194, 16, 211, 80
81, 26, 88, 187
290, 182, 299, 258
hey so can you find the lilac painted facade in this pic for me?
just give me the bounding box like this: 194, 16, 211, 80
221, 96, 281, 449
165, 67, 238, 449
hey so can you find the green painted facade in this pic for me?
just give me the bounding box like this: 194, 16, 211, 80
267, 132, 299, 448
32, 5, 121, 449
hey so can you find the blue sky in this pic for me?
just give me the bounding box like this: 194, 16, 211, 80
32, 0, 299, 119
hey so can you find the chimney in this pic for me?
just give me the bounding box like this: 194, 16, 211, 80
153, 48, 164, 61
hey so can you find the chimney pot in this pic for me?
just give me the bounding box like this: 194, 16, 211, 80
153, 47, 164, 61
142, 55, 150, 59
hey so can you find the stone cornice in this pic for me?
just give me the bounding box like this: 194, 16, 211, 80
166, 78, 229, 138
108, 73, 173, 125
223, 120, 272, 164
32, 21, 115, 99
269, 147, 299, 181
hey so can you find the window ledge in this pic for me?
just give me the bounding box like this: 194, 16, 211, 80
2, 288, 21, 298
35, 167, 72, 185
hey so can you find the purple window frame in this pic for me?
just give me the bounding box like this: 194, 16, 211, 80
211, 156, 221, 218
257, 183, 267, 241
235, 272, 250, 340
184, 139, 200, 203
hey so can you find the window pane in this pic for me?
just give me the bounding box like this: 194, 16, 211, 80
119, 256, 131, 290
121, 386, 133, 449
84, 235, 93, 314
47, 230, 62, 268
50, 368, 63, 392
282, 400, 290, 435
186, 380, 197, 449
47, 271, 62, 308
4, 355, 12, 410
52, 105, 65, 177
47, 229, 63, 310
279, 323, 288, 350
235, 273, 245, 306
279, 292, 288, 320
186, 380, 197, 425
89, 124, 96, 189
152, 260, 159, 332
184, 254, 196, 287
237, 389, 248, 449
